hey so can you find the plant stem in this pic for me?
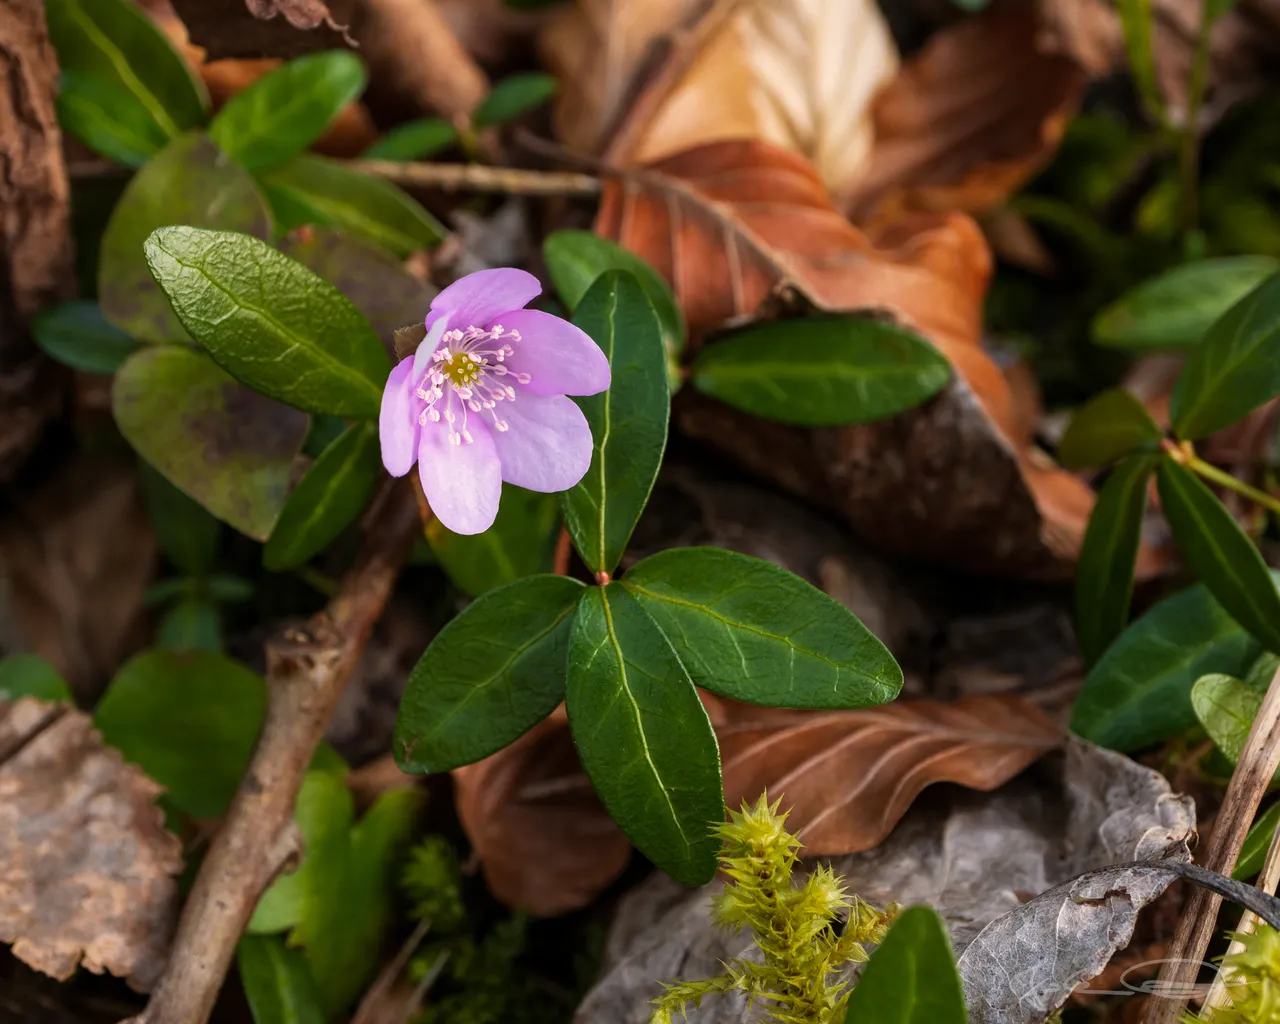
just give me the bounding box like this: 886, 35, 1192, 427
1177, 0, 1214, 235
1186, 455, 1280, 517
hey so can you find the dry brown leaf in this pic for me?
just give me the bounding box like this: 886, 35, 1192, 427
166, 0, 355, 60
453, 694, 1064, 915
0, 698, 183, 988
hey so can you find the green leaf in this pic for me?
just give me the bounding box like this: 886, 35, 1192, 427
55, 71, 169, 167
566, 583, 723, 886
209, 52, 366, 172
99, 133, 271, 343
237, 935, 326, 1024
114, 346, 309, 540
560, 272, 669, 576
362, 118, 458, 161
260, 154, 446, 258
44, 0, 207, 140
1117, 0, 1163, 126
157, 597, 224, 652
1075, 455, 1156, 663
689, 317, 951, 427
1070, 582, 1261, 751
1057, 389, 1164, 469
843, 906, 966, 1024
393, 574, 584, 773
1171, 271, 1280, 438
144, 226, 389, 417
264, 422, 380, 570
139, 460, 221, 575
543, 230, 686, 373
472, 73, 558, 128
623, 547, 902, 710
30, 299, 139, 374
1158, 458, 1280, 652
1093, 256, 1279, 350
95, 649, 266, 818
427, 486, 560, 597
0, 655, 72, 703
1192, 672, 1262, 765
208, 573, 256, 603
1235, 801, 1280, 879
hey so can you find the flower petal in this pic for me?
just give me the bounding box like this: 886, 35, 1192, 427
497, 309, 611, 397
413, 315, 450, 379
490, 393, 593, 492
418, 416, 502, 535
425, 268, 541, 333
379, 356, 420, 476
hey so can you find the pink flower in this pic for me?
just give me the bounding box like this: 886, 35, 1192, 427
379, 267, 610, 535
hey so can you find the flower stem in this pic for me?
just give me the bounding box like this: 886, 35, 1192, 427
1187, 455, 1280, 517
1177, 0, 1214, 235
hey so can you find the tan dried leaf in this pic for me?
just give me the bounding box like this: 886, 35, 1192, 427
167, 0, 355, 60
0, 698, 183, 988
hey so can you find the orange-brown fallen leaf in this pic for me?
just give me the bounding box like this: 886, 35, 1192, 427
0, 698, 183, 988
452, 694, 1065, 916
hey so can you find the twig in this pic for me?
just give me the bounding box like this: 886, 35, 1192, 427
553, 527, 572, 576
351, 160, 601, 197
125, 481, 422, 1024
1145, 664, 1280, 1024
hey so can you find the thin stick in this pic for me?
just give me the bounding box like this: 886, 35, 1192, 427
125, 481, 422, 1024
350, 160, 601, 197
1145, 664, 1280, 1024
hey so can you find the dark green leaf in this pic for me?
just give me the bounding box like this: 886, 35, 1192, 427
560, 272, 669, 575
1171, 271, 1280, 438
427, 486, 560, 597
144, 578, 193, 608
264, 422, 380, 570
566, 583, 722, 886
139, 460, 221, 575
623, 547, 902, 710
843, 906, 966, 1024
1075, 455, 1155, 663
1192, 672, 1261, 765
302, 414, 348, 458
209, 52, 366, 172
237, 935, 326, 1024
99, 133, 271, 343
472, 73, 558, 128
1057, 389, 1164, 469
0, 655, 72, 703
144, 226, 389, 417
1235, 802, 1280, 879
362, 118, 458, 161
1070, 582, 1261, 751
689, 317, 951, 427
208, 573, 256, 603
1158, 458, 1280, 652
44, 0, 207, 139
1245, 650, 1280, 692
260, 154, 446, 258
1093, 256, 1279, 350
113, 346, 309, 540
157, 597, 223, 652
95, 649, 266, 818
55, 71, 169, 167
394, 574, 584, 773
30, 299, 138, 374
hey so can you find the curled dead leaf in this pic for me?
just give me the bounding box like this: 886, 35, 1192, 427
0, 698, 183, 989
166, 0, 355, 60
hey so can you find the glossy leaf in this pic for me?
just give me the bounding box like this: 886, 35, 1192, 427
1093, 256, 1279, 350
394, 575, 584, 773
1171, 271, 1280, 439
144, 226, 389, 417
472, 73, 558, 128
260, 154, 446, 258
209, 51, 366, 172
362, 118, 458, 161
566, 583, 723, 886
0, 654, 72, 703
560, 272, 669, 576
99, 133, 271, 343
139, 460, 221, 576
1159, 458, 1280, 652
237, 935, 325, 1024
1235, 802, 1280, 879
1057, 389, 1164, 469
1075, 455, 1155, 663
1192, 672, 1261, 765
156, 597, 223, 652
44, 0, 207, 139
30, 299, 138, 374
113, 346, 309, 540
843, 906, 966, 1023
264, 422, 380, 571
95, 649, 266, 818
1070, 582, 1261, 751
624, 547, 902, 709
55, 71, 168, 167
427, 486, 560, 597
689, 317, 951, 427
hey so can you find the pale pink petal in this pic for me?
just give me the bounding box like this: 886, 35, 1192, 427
490, 393, 593, 493
418, 417, 502, 535
497, 309, 611, 397
379, 357, 419, 476
424, 268, 541, 333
